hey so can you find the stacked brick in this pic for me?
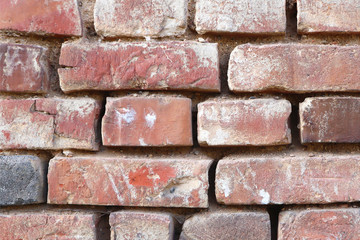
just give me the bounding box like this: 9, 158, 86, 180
0, 0, 359, 239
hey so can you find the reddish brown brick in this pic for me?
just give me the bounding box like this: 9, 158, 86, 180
216, 154, 360, 205
58, 41, 219, 93
279, 208, 360, 239
110, 211, 175, 240
0, 0, 82, 36
298, 0, 360, 34
195, 0, 286, 35
0, 43, 48, 93
229, 44, 360, 93
300, 97, 360, 143
0, 211, 100, 239
94, 0, 187, 37
180, 210, 270, 240
102, 96, 193, 147
48, 155, 212, 208
0, 98, 101, 150
197, 98, 291, 146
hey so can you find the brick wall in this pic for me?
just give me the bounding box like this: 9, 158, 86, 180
1, 0, 360, 239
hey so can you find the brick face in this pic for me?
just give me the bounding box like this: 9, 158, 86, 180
0, 0, 82, 36
94, 0, 187, 37
58, 41, 220, 93
228, 44, 360, 93
198, 98, 291, 146
102, 96, 193, 147
0, 43, 49, 93
48, 156, 212, 208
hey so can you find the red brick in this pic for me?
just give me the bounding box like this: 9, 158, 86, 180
58, 41, 219, 93
0, 0, 82, 36
0, 211, 100, 239
0, 98, 101, 150
229, 44, 360, 93
298, 0, 360, 34
102, 96, 193, 147
197, 98, 291, 146
180, 210, 270, 240
216, 154, 360, 205
94, 0, 187, 37
110, 211, 175, 240
48, 155, 212, 208
0, 43, 48, 93
300, 97, 360, 143
279, 208, 360, 239
195, 0, 286, 35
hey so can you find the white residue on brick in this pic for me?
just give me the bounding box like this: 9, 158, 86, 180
116, 107, 136, 124
259, 189, 270, 204
145, 111, 157, 128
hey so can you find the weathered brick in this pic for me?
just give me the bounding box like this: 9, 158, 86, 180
298, 0, 360, 34
0, 0, 82, 36
48, 155, 212, 208
110, 211, 175, 240
0, 155, 47, 206
0, 98, 101, 150
228, 44, 360, 93
197, 98, 291, 146
0, 211, 100, 239
195, 0, 286, 35
279, 208, 360, 239
300, 97, 360, 143
180, 210, 270, 240
0, 43, 49, 93
216, 154, 360, 205
102, 96, 193, 147
58, 41, 219, 93
94, 0, 187, 37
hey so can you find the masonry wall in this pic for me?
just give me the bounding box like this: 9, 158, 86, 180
1, 0, 360, 239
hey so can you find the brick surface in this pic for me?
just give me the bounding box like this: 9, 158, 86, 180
180, 210, 270, 240
279, 208, 360, 239
48, 155, 212, 208
102, 96, 193, 147
0, 211, 100, 240
216, 154, 360, 205
298, 0, 360, 34
110, 211, 174, 240
0, 98, 101, 150
0, 155, 47, 206
197, 98, 291, 146
195, 0, 286, 35
0, 43, 48, 93
94, 0, 187, 37
0, 0, 82, 36
58, 41, 219, 93
300, 97, 360, 143
228, 44, 360, 93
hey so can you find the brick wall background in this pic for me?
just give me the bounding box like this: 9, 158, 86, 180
1, 0, 360, 239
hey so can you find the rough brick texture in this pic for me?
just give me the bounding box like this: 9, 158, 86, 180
198, 98, 291, 146
298, 0, 360, 34
58, 41, 220, 93
216, 154, 360, 205
94, 0, 187, 37
0, 43, 49, 93
110, 211, 174, 240
0, 98, 101, 150
0, 155, 47, 206
300, 97, 360, 143
0, 211, 100, 239
180, 210, 270, 240
102, 96, 193, 147
195, 0, 286, 35
279, 208, 360, 239
0, 0, 82, 36
228, 44, 360, 93
48, 155, 212, 208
